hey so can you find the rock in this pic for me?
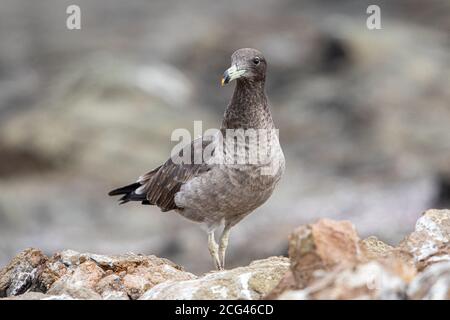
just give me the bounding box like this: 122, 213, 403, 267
1, 210, 450, 300
95, 274, 122, 293
101, 290, 130, 300
0, 249, 195, 300
1, 292, 73, 300
359, 236, 395, 260
0, 248, 47, 297
36, 257, 67, 292
288, 219, 360, 288
96, 274, 129, 300
399, 209, 450, 270
269, 218, 417, 299
407, 261, 450, 300
279, 261, 408, 300
122, 274, 148, 300
1, 292, 48, 300
46, 261, 105, 299
271, 210, 449, 300
139, 257, 289, 300
47, 284, 102, 300
359, 236, 416, 282
263, 270, 297, 300
47, 251, 196, 300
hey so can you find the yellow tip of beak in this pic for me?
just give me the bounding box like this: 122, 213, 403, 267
221, 78, 225, 86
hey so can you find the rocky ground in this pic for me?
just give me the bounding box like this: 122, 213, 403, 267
1, 208, 449, 300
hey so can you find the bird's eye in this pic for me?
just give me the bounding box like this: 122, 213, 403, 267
252, 57, 260, 65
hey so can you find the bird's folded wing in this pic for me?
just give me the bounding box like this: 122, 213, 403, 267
139, 137, 214, 212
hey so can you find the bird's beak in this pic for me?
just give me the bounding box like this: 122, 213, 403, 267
221, 64, 246, 86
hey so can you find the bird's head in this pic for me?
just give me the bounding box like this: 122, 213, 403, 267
221, 48, 267, 86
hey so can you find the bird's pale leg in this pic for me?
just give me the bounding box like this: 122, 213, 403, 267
208, 230, 222, 270
218, 223, 232, 269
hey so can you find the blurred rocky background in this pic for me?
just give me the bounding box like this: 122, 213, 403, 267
0, 0, 449, 273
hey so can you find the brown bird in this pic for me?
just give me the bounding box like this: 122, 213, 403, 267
109, 48, 285, 270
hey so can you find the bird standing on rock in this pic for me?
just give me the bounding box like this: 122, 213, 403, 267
109, 48, 285, 270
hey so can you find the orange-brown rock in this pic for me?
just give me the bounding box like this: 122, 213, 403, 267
288, 218, 361, 288
269, 218, 418, 299
0, 249, 196, 300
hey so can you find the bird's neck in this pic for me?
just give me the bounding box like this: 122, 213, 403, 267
222, 80, 274, 130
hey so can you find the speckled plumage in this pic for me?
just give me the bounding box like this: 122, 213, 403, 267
109, 48, 285, 269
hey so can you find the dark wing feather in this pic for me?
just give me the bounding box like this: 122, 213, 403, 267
109, 137, 215, 212
143, 137, 214, 211
108, 166, 161, 204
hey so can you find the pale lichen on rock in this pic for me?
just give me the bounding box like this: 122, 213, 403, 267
399, 209, 450, 270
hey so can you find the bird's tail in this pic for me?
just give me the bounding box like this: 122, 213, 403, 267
108, 182, 146, 204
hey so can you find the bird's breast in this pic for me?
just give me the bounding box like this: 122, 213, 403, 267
175, 148, 284, 220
